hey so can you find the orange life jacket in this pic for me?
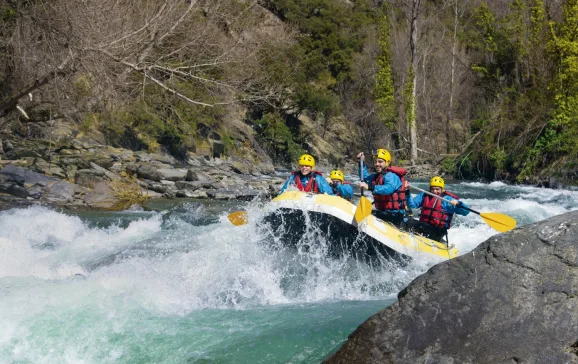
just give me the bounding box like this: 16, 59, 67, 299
419, 191, 459, 229
371, 166, 407, 211
292, 171, 322, 193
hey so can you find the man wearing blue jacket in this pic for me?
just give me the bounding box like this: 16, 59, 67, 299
357, 149, 408, 227
405, 176, 470, 242
326, 169, 354, 201
280, 154, 334, 195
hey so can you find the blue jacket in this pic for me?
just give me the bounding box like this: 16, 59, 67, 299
407, 192, 470, 225
280, 172, 334, 195
359, 162, 404, 214
332, 183, 354, 200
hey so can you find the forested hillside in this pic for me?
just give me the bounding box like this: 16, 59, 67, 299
0, 0, 576, 184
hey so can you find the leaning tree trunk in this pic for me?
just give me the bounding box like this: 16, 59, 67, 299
0, 56, 75, 115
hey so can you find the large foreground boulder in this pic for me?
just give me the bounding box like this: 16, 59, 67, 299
326, 210, 578, 364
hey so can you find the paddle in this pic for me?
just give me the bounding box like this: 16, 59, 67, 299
354, 156, 373, 223
228, 210, 249, 226
407, 183, 517, 232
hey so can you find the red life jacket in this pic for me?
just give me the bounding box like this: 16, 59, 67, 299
332, 181, 352, 201
419, 191, 459, 229
292, 171, 322, 193
372, 166, 407, 211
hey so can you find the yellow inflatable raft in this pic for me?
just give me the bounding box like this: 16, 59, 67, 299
265, 191, 458, 263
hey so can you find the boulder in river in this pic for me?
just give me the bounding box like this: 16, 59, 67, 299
325, 210, 578, 364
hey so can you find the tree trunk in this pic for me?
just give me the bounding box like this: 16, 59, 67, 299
446, 0, 458, 154
408, 0, 421, 164
0, 56, 74, 115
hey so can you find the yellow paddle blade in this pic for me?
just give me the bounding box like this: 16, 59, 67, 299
228, 211, 249, 226
480, 212, 517, 232
354, 196, 373, 223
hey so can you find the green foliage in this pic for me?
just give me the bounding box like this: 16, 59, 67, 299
294, 84, 340, 119
473, 5, 498, 53
375, 11, 396, 129
79, 113, 99, 133
221, 133, 235, 155
73, 74, 93, 98
507, 0, 528, 59
456, 154, 473, 178
519, 0, 578, 179
266, 0, 375, 82
462, 1, 566, 181
440, 157, 457, 175
468, 4, 520, 91
529, 0, 546, 47
96, 80, 227, 158
0, 4, 16, 22
109, 176, 150, 210
253, 111, 303, 162
489, 148, 508, 170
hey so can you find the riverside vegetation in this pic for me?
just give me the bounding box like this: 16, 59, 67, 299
0, 0, 576, 210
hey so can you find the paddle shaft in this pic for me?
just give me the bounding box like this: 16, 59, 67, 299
408, 183, 479, 215
359, 158, 364, 197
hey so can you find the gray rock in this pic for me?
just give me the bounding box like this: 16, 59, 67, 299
0, 165, 58, 187
33, 158, 66, 178
44, 181, 76, 204
175, 190, 196, 198
58, 148, 81, 156
185, 169, 199, 181
108, 162, 126, 174
325, 210, 578, 364
89, 162, 121, 180
75, 169, 107, 188
157, 168, 187, 181
175, 181, 202, 191
0, 193, 37, 210
0, 175, 28, 198
186, 158, 202, 167
0, 165, 26, 185
188, 189, 208, 198
137, 165, 162, 182
134, 151, 152, 163
2, 139, 13, 152
27, 184, 44, 199
84, 182, 119, 210
207, 188, 260, 200
143, 180, 176, 194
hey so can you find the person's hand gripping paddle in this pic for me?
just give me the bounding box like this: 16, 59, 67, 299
354, 154, 373, 223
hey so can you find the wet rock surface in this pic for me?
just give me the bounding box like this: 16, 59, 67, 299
325, 210, 578, 364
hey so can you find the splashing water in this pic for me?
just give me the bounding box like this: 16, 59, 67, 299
1, 182, 577, 363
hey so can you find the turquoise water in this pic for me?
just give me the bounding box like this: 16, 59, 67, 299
1, 182, 577, 363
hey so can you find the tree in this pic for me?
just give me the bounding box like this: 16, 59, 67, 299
522, 0, 578, 176
375, 10, 396, 129
407, 0, 421, 164
0, 0, 294, 117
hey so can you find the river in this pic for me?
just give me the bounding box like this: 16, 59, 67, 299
1, 181, 577, 363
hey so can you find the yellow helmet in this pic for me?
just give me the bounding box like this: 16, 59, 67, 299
298, 154, 315, 167
372, 149, 391, 163
329, 169, 344, 182
430, 176, 445, 189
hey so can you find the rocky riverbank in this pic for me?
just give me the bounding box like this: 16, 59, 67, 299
0, 135, 287, 210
